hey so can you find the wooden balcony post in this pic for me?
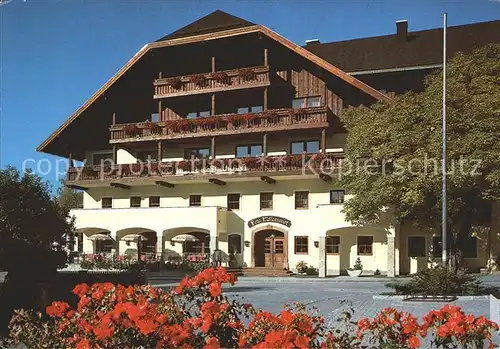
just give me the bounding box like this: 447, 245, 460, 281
211, 93, 215, 115
264, 87, 268, 111
158, 100, 162, 121
68, 152, 74, 169
211, 137, 216, 159
112, 145, 117, 163
264, 48, 268, 66
157, 141, 162, 162
321, 128, 326, 153
211, 56, 216, 73
263, 133, 268, 155
112, 113, 116, 126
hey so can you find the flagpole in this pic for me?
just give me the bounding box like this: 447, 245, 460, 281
442, 12, 448, 266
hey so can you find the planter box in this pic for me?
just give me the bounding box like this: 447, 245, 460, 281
347, 269, 362, 277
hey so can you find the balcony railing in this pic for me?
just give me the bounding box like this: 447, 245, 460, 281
110, 106, 330, 143
66, 153, 342, 182
153, 66, 270, 98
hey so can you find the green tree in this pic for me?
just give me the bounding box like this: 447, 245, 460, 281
0, 167, 75, 274
55, 178, 83, 210
339, 44, 500, 252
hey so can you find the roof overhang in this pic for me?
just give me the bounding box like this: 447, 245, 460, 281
37, 24, 391, 157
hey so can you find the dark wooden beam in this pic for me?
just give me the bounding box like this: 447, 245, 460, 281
321, 128, 326, 153
319, 173, 332, 182
157, 141, 162, 162
155, 180, 174, 188
112, 145, 117, 163
209, 178, 226, 186
66, 184, 87, 191
110, 182, 131, 189
211, 137, 216, 159
263, 133, 268, 155
260, 176, 275, 184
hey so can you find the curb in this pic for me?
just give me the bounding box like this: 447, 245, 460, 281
373, 295, 490, 301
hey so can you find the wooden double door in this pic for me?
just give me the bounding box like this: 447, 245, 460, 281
254, 230, 287, 268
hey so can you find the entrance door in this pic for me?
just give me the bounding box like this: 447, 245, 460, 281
264, 237, 285, 268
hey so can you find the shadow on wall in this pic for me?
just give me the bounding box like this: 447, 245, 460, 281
326, 226, 388, 274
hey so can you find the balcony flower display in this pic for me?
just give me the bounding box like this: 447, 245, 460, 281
166, 76, 183, 90
123, 124, 140, 137
143, 121, 160, 134
6, 268, 499, 349
189, 73, 207, 87
210, 71, 229, 82
238, 67, 256, 81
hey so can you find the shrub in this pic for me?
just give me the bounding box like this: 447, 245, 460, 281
5, 268, 499, 349
349, 257, 363, 271
296, 261, 308, 274
386, 266, 495, 296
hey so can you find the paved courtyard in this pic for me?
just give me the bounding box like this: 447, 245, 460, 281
151, 275, 500, 324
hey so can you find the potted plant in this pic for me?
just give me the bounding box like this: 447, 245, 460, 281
347, 257, 363, 277
296, 261, 308, 275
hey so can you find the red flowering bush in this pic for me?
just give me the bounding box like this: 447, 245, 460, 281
6, 268, 500, 349
421, 304, 498, 349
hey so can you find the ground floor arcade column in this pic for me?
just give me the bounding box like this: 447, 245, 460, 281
386, 226, 398, 277
318, 236, 327, 278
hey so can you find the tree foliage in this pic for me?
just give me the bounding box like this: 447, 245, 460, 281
339, 44, 500, 244
55, 178, 83, 210
0, 167, 75, 274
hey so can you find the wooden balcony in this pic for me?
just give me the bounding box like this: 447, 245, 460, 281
66, 153, 343, 185
110, 106, 331, 144
153, 66, 270, 98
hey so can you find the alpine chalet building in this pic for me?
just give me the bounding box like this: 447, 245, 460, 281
37, 11, 500, 276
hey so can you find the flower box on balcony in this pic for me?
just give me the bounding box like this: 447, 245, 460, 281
189, 74, 207, 87
123, 124, 140, 137
210, 71, 229, 83
238, 68, 256, 81
166, 77, 183, 90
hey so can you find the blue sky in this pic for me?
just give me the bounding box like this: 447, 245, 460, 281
1, 0, 499, 188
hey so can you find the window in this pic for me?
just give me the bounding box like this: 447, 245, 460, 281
227, 194, 240, 210
92, 153, 113, 166
149, 196, 160, 208
236, 144, 262, 158
463, 237, 478, 258
326, 236, 340, 254
228, 235, 242, 254
330, 190, 345, 204
292, 96, 321, 109
185, 147, 210, 159
130, 196, 141, 208
294, 236, 309, 254
136, 151, 156, 163
102, 197, 112, 209
237, 105, 263, 114
260, 192, 273, 210
151, 113, 160, 122
189, 195, 201, 207
432, 237, 442, 257
357, 236, 373, 255
95, 239, 112, 253
295, 191, 309, 209
291, 140, 320, 154
408, 236, 426, 257
186, 111, 210, 119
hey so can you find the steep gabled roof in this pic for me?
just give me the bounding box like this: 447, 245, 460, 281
36, 12, 390, 158
156, 10, 255, 41
305, 20, 500, 73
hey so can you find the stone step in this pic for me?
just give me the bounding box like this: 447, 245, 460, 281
227, 267, 293, 277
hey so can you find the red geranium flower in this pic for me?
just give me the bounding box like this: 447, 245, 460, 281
209, 283, 222, 297
408, 335, 420, 348
204, 337, 220, 349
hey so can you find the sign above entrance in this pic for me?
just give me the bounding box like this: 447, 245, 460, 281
248, 216, 292, 228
